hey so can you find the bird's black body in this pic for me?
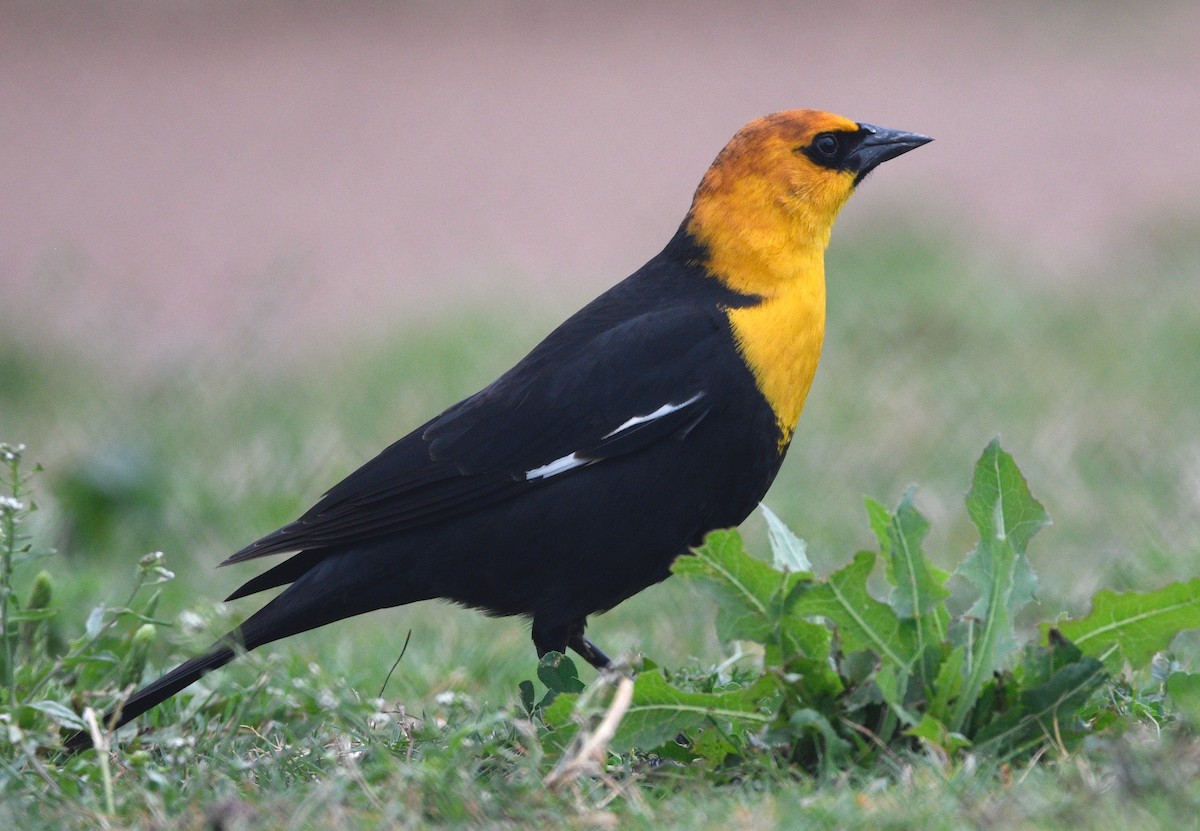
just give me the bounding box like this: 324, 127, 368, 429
64, 109, 930, 751
67, 228, 785, 748
228, 227, 783, 650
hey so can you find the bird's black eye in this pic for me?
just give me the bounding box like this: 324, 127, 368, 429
812, 133, 839, 159
800, 130, 859, 171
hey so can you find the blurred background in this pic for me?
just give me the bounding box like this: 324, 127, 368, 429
3, 1, 1200, 699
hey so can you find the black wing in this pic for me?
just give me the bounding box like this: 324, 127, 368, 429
222, 302, 726, 564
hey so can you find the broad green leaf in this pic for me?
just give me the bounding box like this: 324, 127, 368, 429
951, 440, 1047, 731
541, 691, 580, 728
927, 646, 965, 723
875, 663, 918, 725
760, 503, 811, 572
25, 700, 88, 730
778, 612, 834, 664
537, 652, 585, 696
529, 653, 586, 719
954, 541, 1015, 733
1019, 629, 1084, 688
873, 489, 950, 683
777, 614, 843, 699
882, 489, 949, 616
793, 550, 915, 671
611, 670, 774, 752
1167, 672, 1200, 726
865, 497, 893, 559
685, 521, 832, 682
522, 653, 582, 715
788, 708, 852, 772
1052, 578, 1200, 668
647, 736, 700, 764
518, 679, 537, 715
904, 713, 970, 753
540, 690, 583, 755
676, 529, 807, 645
689, 727, 741, 766
964, 437, 1050, 555
973, 657, 1107, 756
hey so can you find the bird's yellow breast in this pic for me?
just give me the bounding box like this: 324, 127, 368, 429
681, 110, 854, 450
724, 269, 826, 449
686, 193, 831, 450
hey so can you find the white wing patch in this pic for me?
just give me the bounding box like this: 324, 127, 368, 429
525, 452, 589, 481
524, 392, 705, 481
603, 392, 705, 439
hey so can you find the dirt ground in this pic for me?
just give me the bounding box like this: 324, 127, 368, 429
3, 1, 1198, 369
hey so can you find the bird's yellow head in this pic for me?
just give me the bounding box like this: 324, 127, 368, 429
687, 110, 929, 448
686, 109, 930, 297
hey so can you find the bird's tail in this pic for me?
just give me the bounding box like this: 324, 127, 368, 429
62, 557, 383, 752
61, 636, 239, 752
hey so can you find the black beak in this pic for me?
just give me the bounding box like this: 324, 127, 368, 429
849, 123, 932, 184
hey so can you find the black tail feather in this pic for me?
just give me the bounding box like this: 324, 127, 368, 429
60, 547, 414, 752
61, 552, 403, 752
62, 639, 238, 752
224, 549, 328, 601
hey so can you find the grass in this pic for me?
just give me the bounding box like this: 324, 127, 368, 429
2, 214, 1200, 827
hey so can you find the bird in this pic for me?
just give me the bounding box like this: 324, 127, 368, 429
64, 109, 929, 750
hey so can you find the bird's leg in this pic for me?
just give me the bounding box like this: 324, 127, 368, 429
566, 621, 613, 670
532, 618, 613, 670
532, 619, 569, 660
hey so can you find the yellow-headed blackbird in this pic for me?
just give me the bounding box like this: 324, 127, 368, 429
65, 110, 929, 749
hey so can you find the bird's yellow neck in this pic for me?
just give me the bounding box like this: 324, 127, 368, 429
685, 176, 837, 449
723, 269, 826, 449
